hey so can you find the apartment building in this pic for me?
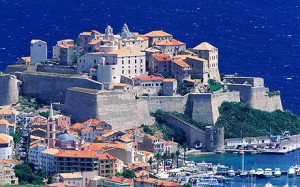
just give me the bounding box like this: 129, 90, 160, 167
0, 108, 18, 123
0, 134, 14, 160
0, 159, 19, 186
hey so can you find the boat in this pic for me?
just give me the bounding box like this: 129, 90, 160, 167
239, 152, 248, 177
288, 167, 296, 177
255, 168, 264, 178
274, 168, 281, 177
263, 168, 273, 178
227, 168, 235, 177
265, 182, 273, 187
188, 177, 224, 187
249, 169, 256, 176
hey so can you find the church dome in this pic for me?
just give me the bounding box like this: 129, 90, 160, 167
56, 133, 77, 141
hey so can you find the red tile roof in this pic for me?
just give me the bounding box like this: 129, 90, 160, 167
152, 54, 171, 62
144, 30, 172, 37
172, 59, 189, 68
133, 75, 164, 82
104, 176, 133, 184
55, 150, 99, 158
154, 39, 185, 46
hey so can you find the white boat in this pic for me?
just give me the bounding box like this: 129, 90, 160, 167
240, 153, 248, 177
265, 182, 273, 187
274, 168, 281, 177
249, 169, 256, 175
288, 167, 295, 177
227, 168, 235, 177
263, 168, 273, 178
255, 168, 264, 178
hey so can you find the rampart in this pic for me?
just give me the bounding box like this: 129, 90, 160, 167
164, 113, 206, 147
64, 88, 154, 130
36, 65, 77, 75
15, 72, 103, 104
0, 74, 20, 106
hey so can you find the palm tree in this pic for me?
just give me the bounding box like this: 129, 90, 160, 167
162, 152, 168, 171
175, 150, 180, 168
170, 153, 175, 169
154, 153, 161, 174
148, 157, 153, 170
183, 143, 188, 164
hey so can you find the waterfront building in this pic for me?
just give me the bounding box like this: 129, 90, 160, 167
193, 42, 220, 81
0, 134, 14, 160
154, 38, 186, 56
52, 39, 83, 65
171, 58, 191, 81
0, 108, 18, 123
30, 39, 47, 65
16, 56, 31, 65
153, 141, 178, 155
144, 30, 173, 46
0, 159, 19, 186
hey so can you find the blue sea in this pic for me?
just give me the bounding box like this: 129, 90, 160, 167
188, 150, 300, 186
1, 0, 299, 114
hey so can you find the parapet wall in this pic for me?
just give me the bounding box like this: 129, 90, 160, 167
164, 113, 206, 147
64, 88, 154, 130
36, 65, 77, 75
16, 72, 103, 104
0, 74, 20, 106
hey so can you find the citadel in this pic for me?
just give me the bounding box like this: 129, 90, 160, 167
0, 23, 285, 186
1, 23, 282, 130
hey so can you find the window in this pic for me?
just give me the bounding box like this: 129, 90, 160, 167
128, 70, 130, 74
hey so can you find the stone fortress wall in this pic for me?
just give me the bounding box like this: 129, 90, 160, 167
15, 72, 103, 103
223, 77, 283, 112
64, 87, 154, 130
0, 74, 20, 106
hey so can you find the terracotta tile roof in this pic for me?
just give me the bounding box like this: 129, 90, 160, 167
114, 83, 128, 87
135, 177, 182, 186
0, 119, 13, 126
135, 170, 150, 178
83, 119, 102, 126
138, 151, 153, 157
98, 152, 116, 160
104, 176, 133, 184
147, 135, 159, 140
58, 44, 75, 49
59, 173, 83, 179
91, 30, 101, 35
154, 39, 185, 46
88, 39, 102, 45
82, 142, 127, 152
144, 30, 172, 37
21, 57, 31, 63
42, 148, 60, 155
96, 136, 103, 141
80, 31, 92, 36
31, 116, 47, 124
155, 141, 178, 146
71, 123, 83, 130
193, 42, 216, 51
102, 130, 120, 138
133, 75, 164, 82
152, 54, 171, 62
163, 78, 176, 82
172, 59, 190, 68
139, 35, 149, 41
0, 134, 13, 144
185, 56, 207, 62
0, 159, 20, 165
81, 128, 93, 133
55, 150, 99, 158
48, 182, 66, 187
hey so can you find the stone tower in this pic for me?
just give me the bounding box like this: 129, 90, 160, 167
47, 103, 56, 148
105, 25, 113, 40
0, 74, 20, 106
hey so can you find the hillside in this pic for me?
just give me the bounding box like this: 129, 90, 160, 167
216, 102, 300, 138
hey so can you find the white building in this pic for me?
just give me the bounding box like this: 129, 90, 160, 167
0, 159, 19, 186
0, 134, 14, 160
41, 148, 60, 174
193, 42, 220, 81
30, 39, 47, 65
77, 49, 146, 89
0, 119, 15, 135
153, 141, 178, 155
28, 144, 47, 171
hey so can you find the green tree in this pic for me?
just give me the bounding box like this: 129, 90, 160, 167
154, 153, 161, 174
148, 157, 154, 169
14, 163, 44, 185
175, 150, 180, 168
121, 169, 136, 179
170, 153, 175, 168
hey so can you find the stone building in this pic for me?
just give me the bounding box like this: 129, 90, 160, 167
133, 75, 164, 96
0, 159, 19, 186
52, 39, 83, 65
154, 38, 186, 56
144, 30, 173, 46
0, 74, 20, 106
193, 42, 220, 81
30, 39, 47, 65
162, 78, 177, 96
78, 30, 102, 51
0, 108, 18, 123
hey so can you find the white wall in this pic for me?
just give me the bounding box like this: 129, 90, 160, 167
30, 40, 47, 65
